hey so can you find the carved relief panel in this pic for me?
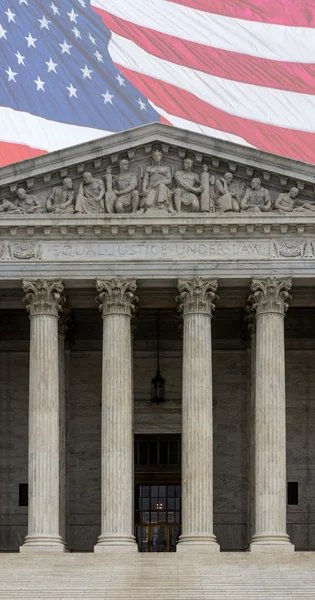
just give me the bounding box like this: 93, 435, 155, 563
1, 143, 315, 216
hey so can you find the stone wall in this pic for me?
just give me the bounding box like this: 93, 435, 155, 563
286, 349, 315, 549
0, 351, 28, 551
67, 351, 101, 552
213, 350, 248, 550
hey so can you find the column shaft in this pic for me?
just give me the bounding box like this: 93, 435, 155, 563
249, 277, 293, 552
94, 278, 138, 552
58, 331, 66, 545
20, 279, 66, 552
177, 277, 219, 552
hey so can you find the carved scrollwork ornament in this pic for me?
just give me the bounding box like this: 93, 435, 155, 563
22, 278, 65, 317
96, 278, 138, 317
249, 276, 292, 316
176, 276, 218, 317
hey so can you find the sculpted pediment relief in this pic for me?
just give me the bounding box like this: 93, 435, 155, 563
0, 123, 315, 217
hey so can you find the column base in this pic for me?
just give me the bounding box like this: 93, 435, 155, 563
250, 533, 294, 552
176, 534, 220, 553
94, 534, 138, 553
20, 535, 66, 553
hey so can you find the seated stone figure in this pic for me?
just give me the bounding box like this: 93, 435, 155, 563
275, 187, 315, 213
75, 172, 105, 214
240, 178, 271, 212
46, 178, 75, 214
174, 158, 202, 212
0, 198, 23, 214
140, 150, 173, 213
105, 160, 139, 214
274, 187, 300, 212
17, 188, 43, 213
210, 172, 239, 212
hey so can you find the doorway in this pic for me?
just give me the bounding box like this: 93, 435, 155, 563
136, 524, 180, 552
135, 483, 181, 552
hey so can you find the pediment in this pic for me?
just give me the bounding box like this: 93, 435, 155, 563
1, 123, 315, 276
0, 122, 315, 218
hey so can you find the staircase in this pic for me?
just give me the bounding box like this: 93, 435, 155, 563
0, 552, 314, 599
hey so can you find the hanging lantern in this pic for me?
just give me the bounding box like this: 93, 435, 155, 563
151, 309, 166, 404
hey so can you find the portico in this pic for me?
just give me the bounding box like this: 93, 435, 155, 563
1, 274, 314, 553
0, 124, 315, 554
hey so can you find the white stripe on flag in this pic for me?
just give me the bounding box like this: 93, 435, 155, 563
92, 0, 315, 62
0, 107, 112, 153
109, 33, 315, 132
149, 101, 255, 147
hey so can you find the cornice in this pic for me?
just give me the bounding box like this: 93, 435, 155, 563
0, 213, 315, 239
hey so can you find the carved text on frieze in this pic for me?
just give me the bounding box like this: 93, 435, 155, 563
46, 240, 270, 261
0, 239, 315, 261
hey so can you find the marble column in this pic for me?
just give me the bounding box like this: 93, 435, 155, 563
20, 279, 66, 552
249, 277, 294, 552
94, 278, 138, 552
176, 277, 220, 552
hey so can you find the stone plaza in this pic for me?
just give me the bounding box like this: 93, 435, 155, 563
1, 123, 315, 596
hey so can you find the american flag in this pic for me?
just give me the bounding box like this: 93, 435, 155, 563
1, 0, 315, 168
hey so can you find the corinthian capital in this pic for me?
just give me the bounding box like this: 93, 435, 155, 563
23, 279, 65, 316
96, 278, 138, 317
250, 277, 292, 316
177, 277, 218, 317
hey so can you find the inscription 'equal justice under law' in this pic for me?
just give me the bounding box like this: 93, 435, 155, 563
49, 241, 268, 259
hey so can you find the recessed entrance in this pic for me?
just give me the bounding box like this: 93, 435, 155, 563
134, 434, 182, 552
135, 484, 181, 552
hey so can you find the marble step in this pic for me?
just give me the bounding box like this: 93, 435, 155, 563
0, 552, 315, 600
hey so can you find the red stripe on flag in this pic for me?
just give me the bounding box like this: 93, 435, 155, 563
159, 115, 172, 125
0, 142, 47, 168
116, 66, 315, 164
166, 0, 315, 27
96, 9, 315, 95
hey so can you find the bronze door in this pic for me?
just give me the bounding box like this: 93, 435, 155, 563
135, 524, 181, 552
135, 484, 181, 552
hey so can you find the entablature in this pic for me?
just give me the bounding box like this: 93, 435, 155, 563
0, 124, 315, 279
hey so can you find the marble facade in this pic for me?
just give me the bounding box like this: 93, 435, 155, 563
1, 123, 315, 554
